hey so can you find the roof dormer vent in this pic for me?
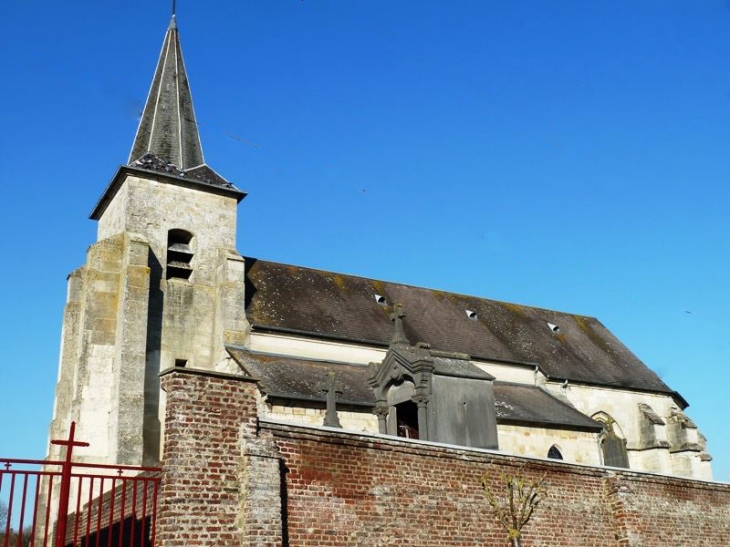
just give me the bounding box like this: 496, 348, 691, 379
466, 310, 478, 321
547, 322, 560, 333
374, 294, 387, 306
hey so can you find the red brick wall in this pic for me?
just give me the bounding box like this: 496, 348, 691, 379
604, 473, 730, 546
269, 423, 730, 546
159, 368, 730, 547
271, 423, 616, 546
158, 368, 260, 546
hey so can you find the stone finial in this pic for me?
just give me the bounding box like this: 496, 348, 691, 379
319, 371, 343, 428
390, 302, 410, 347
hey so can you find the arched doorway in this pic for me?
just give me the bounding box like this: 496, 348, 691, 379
385, 379, 421, 439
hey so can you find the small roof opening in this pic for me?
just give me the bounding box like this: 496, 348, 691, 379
374, 294, 387, 306
547, 322, 560, 333
466, 310, 478, 321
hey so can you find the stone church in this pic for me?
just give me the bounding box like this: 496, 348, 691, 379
47, 13, 713, 482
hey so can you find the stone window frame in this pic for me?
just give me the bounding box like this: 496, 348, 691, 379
592, 411, 630, 469
547, 444, 563, 460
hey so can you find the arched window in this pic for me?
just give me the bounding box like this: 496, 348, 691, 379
547, 445, 563, 460
592, 412, 630, 469
166, 229, 194, 280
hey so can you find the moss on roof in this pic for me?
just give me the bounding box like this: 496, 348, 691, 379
243, 257, 674, 395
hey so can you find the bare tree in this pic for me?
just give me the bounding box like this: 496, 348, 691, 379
0, 500, 7, 532
481, 470, 546, 547
0, 501, 32, 547
0, 501, 8, 544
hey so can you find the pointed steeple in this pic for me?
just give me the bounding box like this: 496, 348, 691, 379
91, 10, 246, 220
129, 14, 204, 170
90, 13, 244, 222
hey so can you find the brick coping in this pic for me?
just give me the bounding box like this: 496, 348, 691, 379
159, 366, 259, 383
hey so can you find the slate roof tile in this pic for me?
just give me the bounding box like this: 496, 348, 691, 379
227, 349, 600, 431
244, 258, 675, 396
493, 382, 602, 431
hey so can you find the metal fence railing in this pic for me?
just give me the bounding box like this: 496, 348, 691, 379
1, 423, 161, 547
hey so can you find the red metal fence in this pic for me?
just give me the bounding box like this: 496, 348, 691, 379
1, 423, 161, 547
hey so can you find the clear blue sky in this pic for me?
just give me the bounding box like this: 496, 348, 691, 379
0, 1, 728, 481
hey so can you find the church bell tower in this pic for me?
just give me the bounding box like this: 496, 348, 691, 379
48, 13, 249, 466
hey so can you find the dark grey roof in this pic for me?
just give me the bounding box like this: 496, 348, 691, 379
243, 258, 678, 397
129, 15, 203, 171
227, 347, 374, 407
227, 348, 599, 431
493, 382, 602, 431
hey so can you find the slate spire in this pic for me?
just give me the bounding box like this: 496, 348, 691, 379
128, 13, 204, 170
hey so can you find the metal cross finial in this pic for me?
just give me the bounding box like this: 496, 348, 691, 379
390, 302, 410, 346
319, 372, 343, 428
172, 0, 176, 16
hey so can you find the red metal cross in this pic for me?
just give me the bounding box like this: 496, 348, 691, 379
51, 421, 89, 547
50, 421, 89, 457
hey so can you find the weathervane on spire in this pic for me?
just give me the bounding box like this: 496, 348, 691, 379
172, 0, 176, 17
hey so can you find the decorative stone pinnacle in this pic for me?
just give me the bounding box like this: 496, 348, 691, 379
390, 302, 410, 347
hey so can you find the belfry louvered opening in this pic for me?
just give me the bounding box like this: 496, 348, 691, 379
166, 229, 194, 280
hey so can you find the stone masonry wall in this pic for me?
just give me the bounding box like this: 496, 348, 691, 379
559, 383, 712, 480
159, 368, 730, 547
89, 171, 248, 465
497, 423, 600, 466
48, 232, 152, 466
